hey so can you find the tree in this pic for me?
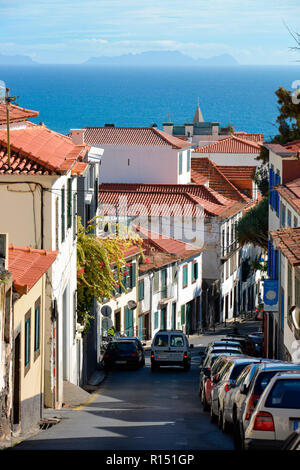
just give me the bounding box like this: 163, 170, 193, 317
272, 87, 300, 144
252, 163, 269, 197
76, 217, 142, 332
235, 197, 268, 250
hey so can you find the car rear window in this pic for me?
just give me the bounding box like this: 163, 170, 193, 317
154, 335, 169, 347
108, 342, 136, 352
253, 371, 279, 396
170, 335, 184, 347
230, 363, 251, 381
265, 379, 300, 409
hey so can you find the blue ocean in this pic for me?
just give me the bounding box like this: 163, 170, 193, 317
1, 65, 300, 139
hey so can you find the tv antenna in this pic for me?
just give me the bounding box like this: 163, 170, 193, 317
0, 80, 16, 168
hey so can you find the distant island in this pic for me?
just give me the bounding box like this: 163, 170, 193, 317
84, 51, 239, 67
0, 53, 38, 66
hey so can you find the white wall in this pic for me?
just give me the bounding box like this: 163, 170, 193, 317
192, 152, 260, 166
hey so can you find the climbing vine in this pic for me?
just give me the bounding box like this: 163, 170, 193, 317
76, 217, 142, 332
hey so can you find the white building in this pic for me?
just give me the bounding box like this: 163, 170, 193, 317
0, 104, 95, 408
70, 126, 192, 185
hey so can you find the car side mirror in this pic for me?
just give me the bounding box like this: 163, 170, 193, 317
240, 384, 248, 395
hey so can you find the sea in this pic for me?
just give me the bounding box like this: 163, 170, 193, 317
1, 64, 300, 139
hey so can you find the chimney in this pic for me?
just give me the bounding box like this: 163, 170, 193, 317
163, 123, 173, 135
0, 233, 8, 270
70, 129, 86, 145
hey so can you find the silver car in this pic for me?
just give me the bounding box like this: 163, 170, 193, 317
210, 357, 261, 431
233, 362, 300, 450
244, 371, 300, 450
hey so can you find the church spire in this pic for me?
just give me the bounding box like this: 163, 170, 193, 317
193, 98, 204, 123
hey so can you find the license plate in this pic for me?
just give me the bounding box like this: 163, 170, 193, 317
159, 355, 168, 359
293, 421, 300, 431
115, 360, 126, 364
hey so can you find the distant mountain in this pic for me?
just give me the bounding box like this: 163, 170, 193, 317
0, 54, 38, 65
84, 51, 239, 67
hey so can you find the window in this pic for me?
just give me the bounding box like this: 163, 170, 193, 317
281, 203, 286, 228
294, 216, 298, 228
154, 334, 168, 347
265, 379, 300, 409
170, 335, 184, 347
178, 152, 182, 175
25, 310, 31, 373
183, 264, 188, 288
192, 261, 198, 283
288, 209, 292, 227
61, 186, 65, 242
89, 165, 94, 189
138, 279, 144, 301
67, 178, 72, 229
172, 265, 177, 284
187, 150, 191, 172
34, 298, 41, 358
153, 272, 159, 292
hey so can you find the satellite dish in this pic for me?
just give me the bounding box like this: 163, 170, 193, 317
102, 317, 113, 330
0, 80, 6, 104
101, 305, 112, 317
291, 306, 300, 330
127, 300, 137, 310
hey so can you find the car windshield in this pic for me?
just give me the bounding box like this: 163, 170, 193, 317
230, 363, 252, 381
170, 335, 184, 347
108, 342, 136, 352
154, 335, 169, 347
265, 379, 300, 409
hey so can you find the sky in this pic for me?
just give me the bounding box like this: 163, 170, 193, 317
0, 0, 300, 65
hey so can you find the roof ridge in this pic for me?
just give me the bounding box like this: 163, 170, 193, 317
8, 244, 58, 256
208, 159, 249, 202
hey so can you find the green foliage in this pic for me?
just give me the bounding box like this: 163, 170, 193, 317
76, 217, 142, 333
251, 256, 268, 273
236, 197, 269, 250
252, 164, 269, 197
272, 87, 300, 144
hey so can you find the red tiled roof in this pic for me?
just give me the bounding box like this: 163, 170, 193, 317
71, 161, 89, 176
234, 132, 264, 143
0, 122, 90, 174
191, 158, 249, 202
83, 126, 191, 149
98, 183, 242, 218
270, 227, 300, 266
0, 104, 39, 124
193, 135, 261, 154
276, 178, 300, 215
283, 140, 300, 152
217, 165, 256, 180
134, 225, 202, 256
0, 144, 52, 175
8, 245, 58, 294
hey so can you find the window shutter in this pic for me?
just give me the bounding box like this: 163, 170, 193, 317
181, 305, 185, 325
187, 150, 190, 172
67, 178, 72, 229
154, 311, 159, 330
130, 263, 136, 288
61, 186, 65, 242
179, 152, 182, 175
138, 280, 144, 300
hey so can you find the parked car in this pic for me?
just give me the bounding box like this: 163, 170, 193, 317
204, 341, 241, 353
210, 357, 261, 430
233, 362, 300, 450
246, 333, 264, 357
281, 428, 300, 450
115, 336, 146, 366
150, 330, 192, 371
200, 353, 245, 411
103, 339, 144, 370
222, 334, 259, 356
244, 371, 300, 450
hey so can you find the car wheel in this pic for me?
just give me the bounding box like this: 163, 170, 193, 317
222, 411, 231, 433
210, 403, 217, 424
233, 423, 244, 451
151, 363, 159, 372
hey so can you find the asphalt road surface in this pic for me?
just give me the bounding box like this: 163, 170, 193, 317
13, 347, 234, 451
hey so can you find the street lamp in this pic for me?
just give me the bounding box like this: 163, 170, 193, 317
0, 80, 16, 169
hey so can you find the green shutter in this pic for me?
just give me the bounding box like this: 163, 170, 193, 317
181, 305, 185, 325
130, 263, 136, 288
183, 265, 188, 287
61, 186, 65, 242
25, 317, 30, 367
194, 262, 198, 280
154, 311, 159, 330
67, 178, 72, 229
34, 305, 40, 352
138, 316, 143, 340
138, 280, 144, 301
187, 150, 190, 172
179, 152, 182, 175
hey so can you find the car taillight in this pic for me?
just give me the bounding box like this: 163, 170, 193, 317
104, 353, 110, 359
253, 411, 274, 432
132, 352, 137, 357
224, 382, 231, 393
245, 393, 259, 420
184, 351, 188, 359
151, 351, 154, 358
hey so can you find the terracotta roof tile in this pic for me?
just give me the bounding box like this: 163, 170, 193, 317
0, 122, 90, 174
71, 161, 89, 176
276, 179, 300, 215
0, 104, 39, 124
270, 227, 300, 266
194, 135, 261, 154
234, 132, 264, 143
191, 158, 249, 202
217, 165, 256, 180
8, 245, 58, 294
84, 126, 191, 149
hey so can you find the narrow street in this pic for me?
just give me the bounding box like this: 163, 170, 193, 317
12, 347, 234, 451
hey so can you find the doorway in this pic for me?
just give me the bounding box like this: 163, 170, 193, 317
13, 333, 21, 426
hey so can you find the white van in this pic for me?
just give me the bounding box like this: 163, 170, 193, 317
151, 330, 192, 371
